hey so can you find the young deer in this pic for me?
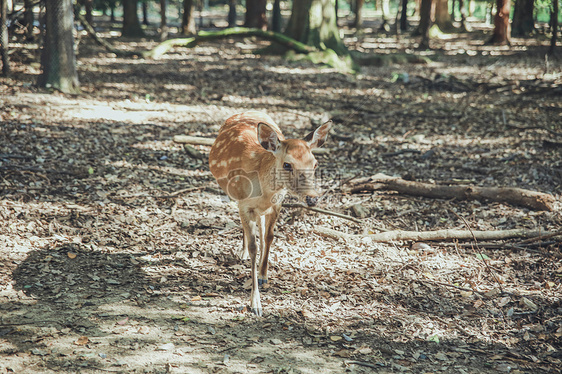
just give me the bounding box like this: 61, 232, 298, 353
209, 111, 332, 316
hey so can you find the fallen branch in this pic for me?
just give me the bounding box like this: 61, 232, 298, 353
314, 226, 558, 242
145, 27, 317, 59
350, 173, 555, 211
173, 135, 330, 154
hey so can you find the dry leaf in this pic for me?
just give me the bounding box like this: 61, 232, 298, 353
67, 252, 77, 259
191, 295, 202, 301
330, 335, 342, 342
74, 336, 89, 345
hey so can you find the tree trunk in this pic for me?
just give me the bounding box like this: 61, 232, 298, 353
418, 0, 433, 49
379, 0, 390, 31
285, 0, 348, 56
24, 0, 35, 40
160, 0, 168, 40
0, 0, 9, 76
400, 0, 409, 31
272, 0, 282, 32
549, 0, 558, 55
38, 0, 80, 93
244, 0, 267, 30
354, 0, 365, 28
435, 0, 453, 31
142, 1, 149, 25
458, 0, 467, 30
512, 0, 534, 36
228, 0, 237, 28
488, 0, 511, 44
181, 0, 196, 35
110, 4, 116, 22
122, 0, 145, 37
84, 0, 94, 25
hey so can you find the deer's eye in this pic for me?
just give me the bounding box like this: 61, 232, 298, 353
283, 163, 293, 172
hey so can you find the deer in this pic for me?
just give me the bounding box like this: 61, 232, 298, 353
209, 111, 332, 316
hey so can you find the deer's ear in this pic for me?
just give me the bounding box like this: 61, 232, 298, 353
304, 120, 332, 149
257, 123, 280, 153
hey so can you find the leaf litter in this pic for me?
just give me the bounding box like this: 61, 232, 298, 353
1, 20, 561, 374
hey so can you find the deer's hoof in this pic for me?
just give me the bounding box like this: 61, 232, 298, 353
251, 307, 263, 317
258, 278, 268, 286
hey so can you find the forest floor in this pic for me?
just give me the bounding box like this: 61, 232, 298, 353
1, 15, 562, 374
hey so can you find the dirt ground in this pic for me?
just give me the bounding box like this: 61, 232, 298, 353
1, 15, 562, 374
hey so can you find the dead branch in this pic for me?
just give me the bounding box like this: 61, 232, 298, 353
145, 27, 317, 59
314, 226, 558, 243
350, 173, 555, 211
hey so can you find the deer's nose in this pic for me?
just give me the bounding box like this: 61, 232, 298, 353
305, 195, 318, 207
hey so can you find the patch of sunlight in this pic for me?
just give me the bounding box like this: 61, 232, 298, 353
264, 65, 336, 75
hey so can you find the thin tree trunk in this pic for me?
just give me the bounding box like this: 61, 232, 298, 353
400, 0, 409, 31
272, 0, 282, 32
142, 1, 149, 25
24, 0, 35, 40
38, 0, 80, 93
285, 0, 348, 56
160, 0, 168, 40
354, 0, 364, 28
549, 0, 558, 55
0, 0, 9, 76
488, 0, 510, 45
435, 0, 453, 31
181, 0, 196, 35
458, 0, 467, 30
379, 0, 390, 31
228, 0, 237, 28
245, 0, 267, 30
512, 0, 534, 37
84, 0, 93, 25
122, 0, 145, 37
418, 0, 432, 48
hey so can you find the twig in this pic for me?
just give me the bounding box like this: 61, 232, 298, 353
345, 360, 381, 369
282, 203, 361, 223
507, 123, 562, 137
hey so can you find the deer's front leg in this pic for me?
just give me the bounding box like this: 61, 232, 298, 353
240, 208, 261, 316
258, 205, 280, 286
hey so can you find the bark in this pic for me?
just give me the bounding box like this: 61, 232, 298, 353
284, 0, 349, 56
350, 173, 555, 211
272, 0, 282, 32
314, 226, 559, 243
400, 0, 409, 31
488, 0, 511, 45
244, 0, 267, 30
38, 0, 80, 93
0, 0, 9, 76
458, 0, 467, 31
378, 0, 390, 31
354, 0, 365, 28
24, 0, 34, 40
122, 0, 145, 37
181, 0, 196, 35
84, 0, 93, 25
228, 0, 237, 28
160, 0, 168, 40
511, 0, 535, 37
418, 0, 433, 49
548, 0, 558, 55
142, 1, 149, 25
435, 0, 453, 31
